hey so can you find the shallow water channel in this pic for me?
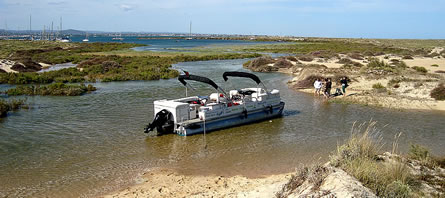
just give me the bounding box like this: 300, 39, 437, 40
0, 59, 444, 197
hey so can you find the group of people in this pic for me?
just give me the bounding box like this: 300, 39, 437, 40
313, 77, 349, 99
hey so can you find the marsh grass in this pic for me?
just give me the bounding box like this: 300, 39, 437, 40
0, 98, 27, 117
330, 121, 419, 197
6, 83, 96, 96
412, 66, 428, 73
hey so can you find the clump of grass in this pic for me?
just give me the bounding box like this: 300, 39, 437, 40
412, 66, 428, 73
243, 56, 274, 68
372, 83, 385, 89
285, 56, 298, 62
275, 163, 330, 198
330, 121, 418, 197
435, 70, 445, 74
408, 144, 437, 168
367, 58, 389, 68
430, 83, 445, 100
402, 55, 414, 59
336, 58, 354, 64
431, 64, 439, 67
297, 55, 314, 62
0, 98, 27, 117
395, 61, 408, 69
293, 75, 324, 89
348, 53, 364, 60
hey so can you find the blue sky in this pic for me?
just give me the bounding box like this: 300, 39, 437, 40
1, 0, 444, 38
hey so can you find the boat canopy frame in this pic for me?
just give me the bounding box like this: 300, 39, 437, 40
222, 71, 269, 94
178, 74, 227, 97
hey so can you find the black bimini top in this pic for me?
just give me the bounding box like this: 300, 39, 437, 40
222, 71, 261, 84
178, 74, 219, 90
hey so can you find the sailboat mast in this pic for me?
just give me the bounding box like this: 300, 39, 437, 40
189, 21, 192, 38
60, 17, 63, 37
51, 21, 54, 40
29, 15, 31, 38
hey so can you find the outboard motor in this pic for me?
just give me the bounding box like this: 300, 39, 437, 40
144, 109, 174, 135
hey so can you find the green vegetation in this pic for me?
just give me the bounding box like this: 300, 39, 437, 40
431, 64, 439, 67
5, 83, 97, 96
330, 122, 419, 197
412, 66, 428, 73
408, 144, 437, 168
430, 83, 445, 100
0, 98, 27, 117
0, 40, 261, 84
372, 83, 386, 90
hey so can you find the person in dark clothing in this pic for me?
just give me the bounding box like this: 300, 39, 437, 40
324, 78, 332, 99
340, 77, 349, 96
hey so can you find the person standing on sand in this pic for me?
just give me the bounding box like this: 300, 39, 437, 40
324, 78, 332, 99
340, 77, 349, 96
314, 78, 322, 96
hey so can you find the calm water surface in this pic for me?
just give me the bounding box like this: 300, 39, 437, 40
0, 59, 444, 197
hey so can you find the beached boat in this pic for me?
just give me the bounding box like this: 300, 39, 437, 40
144, 72, 285, 136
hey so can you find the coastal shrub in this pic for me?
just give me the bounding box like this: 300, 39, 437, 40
372, 83, 385, 89
348, 53, 364, 60
430, 83, 445, 101
330, 122, 418, 197
293, 75, 323, 89
245, 56, 274, 68
395, 61, 408, 69
402, 55, 414, 59
412, 66, 427, 73
0, 98, 27, 117
367, 58, 389, 68
297, 55, 314, 62
285, 56, 298, 62
273, 58, 293, 68
390, 59, 400, 63
366, 58, 398, 73
336, 58, 353, 64
431, 64, 439, 67
310, 50, 338, 59
435, 70, 445, 74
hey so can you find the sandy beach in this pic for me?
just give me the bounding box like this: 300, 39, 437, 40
101, 169, 291, 198
279, 48, 445, 112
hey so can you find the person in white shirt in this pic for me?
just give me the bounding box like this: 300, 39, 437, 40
314, 78, 322, 96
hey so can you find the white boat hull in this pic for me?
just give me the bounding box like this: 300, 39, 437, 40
177, 102, 284, 136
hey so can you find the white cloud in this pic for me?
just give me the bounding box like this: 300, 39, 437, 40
119, 4, 134, 11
